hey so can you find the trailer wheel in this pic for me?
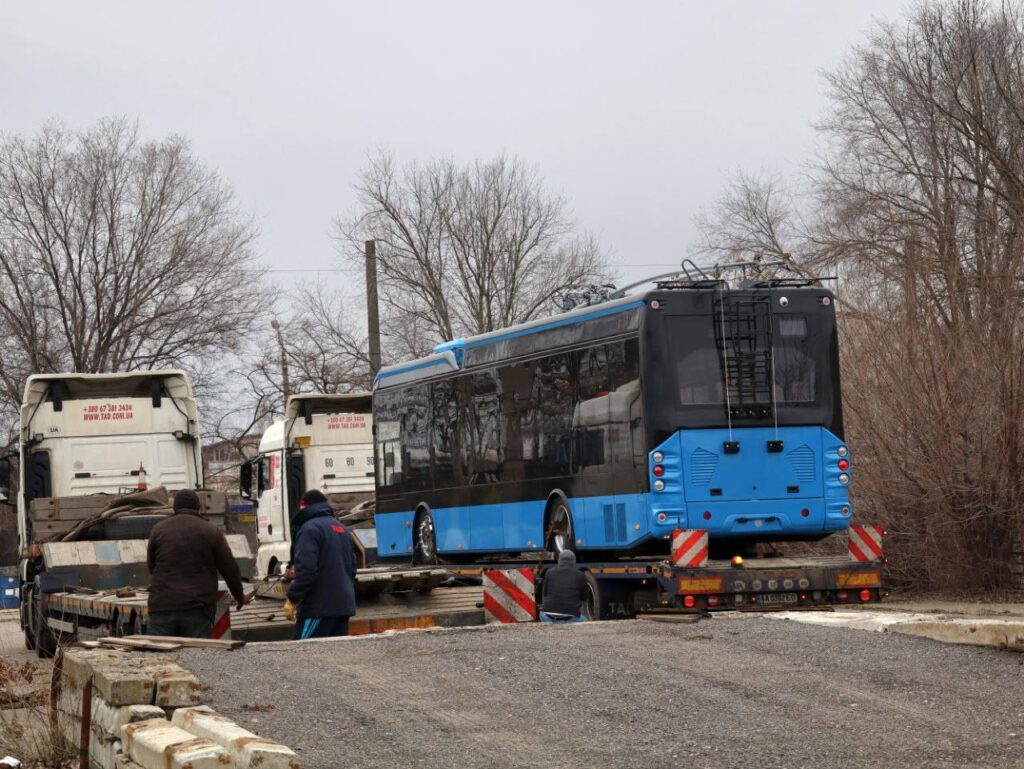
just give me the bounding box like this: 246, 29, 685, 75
21, 596, 35, 650
545, 498, 576, 556
32, 578, 57, 659
582, 571, 602, 621
413, 508, 438, 565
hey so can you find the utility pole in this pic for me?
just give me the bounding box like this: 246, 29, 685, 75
270, 318, 291, 401
365, 239, 382, 377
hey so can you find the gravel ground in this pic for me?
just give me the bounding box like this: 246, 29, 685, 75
178, 617, 1024, 769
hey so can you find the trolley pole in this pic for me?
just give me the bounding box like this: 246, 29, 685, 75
365, 239, 382, 377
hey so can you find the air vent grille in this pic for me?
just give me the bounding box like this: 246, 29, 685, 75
788, 444, 816, 483
690, 448, 719, 486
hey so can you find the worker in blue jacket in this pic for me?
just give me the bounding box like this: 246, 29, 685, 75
286, 489, 358, 639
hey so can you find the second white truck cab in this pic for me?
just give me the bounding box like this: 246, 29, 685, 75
242, 393, 374, 578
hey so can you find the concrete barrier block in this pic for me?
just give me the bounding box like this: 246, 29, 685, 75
62, 649, 125, 688
93, 667, 156, 707
58, 685, 90, 717
889, 618, 1024, 651
92, 696, 165, 742
152, 665, 203, 707
122, 718, 229, 769
90, 736, 122, 769
57, 710, 80, 749
172, 706, 300, 769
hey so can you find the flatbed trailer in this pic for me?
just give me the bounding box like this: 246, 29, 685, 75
41, 565, 487, 644
448, 549, 884, 620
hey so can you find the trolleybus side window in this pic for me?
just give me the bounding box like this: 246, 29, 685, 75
403, 384, 432, 490
375, 389, 403, 489
465, 371, 502, 485
431, 378, 459, 489
535, 353, 574, 478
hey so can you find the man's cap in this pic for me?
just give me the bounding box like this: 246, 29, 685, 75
301, 489, 328, 506
173, 489, 202, 513
558, 550, 577, 566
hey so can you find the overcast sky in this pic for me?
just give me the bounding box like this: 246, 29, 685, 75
2, 1, 900, 294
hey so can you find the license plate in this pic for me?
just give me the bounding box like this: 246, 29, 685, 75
759, 592, 798, 605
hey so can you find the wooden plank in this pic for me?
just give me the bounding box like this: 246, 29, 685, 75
96, 637, 183, 652
128, 634, 245, 650
60, 495, 114, 509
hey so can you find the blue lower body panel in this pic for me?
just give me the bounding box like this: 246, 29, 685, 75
375, 484, 849, 558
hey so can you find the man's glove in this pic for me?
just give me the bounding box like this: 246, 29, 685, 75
236, 593, 254, 611
283, 599, 296, 622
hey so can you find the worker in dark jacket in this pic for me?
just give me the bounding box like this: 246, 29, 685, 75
286, 490, 358, 639
147, 489, 251, 638
540, 550, 589, 623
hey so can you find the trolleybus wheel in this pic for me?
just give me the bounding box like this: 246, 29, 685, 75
582, 571, 602, 621
546, 499, 576, 556
413, 509, 438, 565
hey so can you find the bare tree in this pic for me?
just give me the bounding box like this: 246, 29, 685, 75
694, 172, 805, 263
699, 1, 1024, 590
337, 151, 608, 347
0, 118, 267, 437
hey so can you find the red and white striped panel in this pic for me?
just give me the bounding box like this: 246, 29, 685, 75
671, 529, 709, 568
212, 590, 232, 640
848, 524, 884, 562
482, 568, 536, 624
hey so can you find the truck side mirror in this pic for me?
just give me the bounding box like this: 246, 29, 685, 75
0, 457, 10, 503
239, 461, 253, 500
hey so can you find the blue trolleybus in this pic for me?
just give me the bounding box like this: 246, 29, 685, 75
372, 278, 851, 563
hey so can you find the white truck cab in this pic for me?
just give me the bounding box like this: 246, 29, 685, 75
10, 370, 210, 654
242, 393, 374, 578
15, 371, 202, 547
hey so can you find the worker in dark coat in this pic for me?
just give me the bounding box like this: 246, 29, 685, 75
147, 489, 251, 638
286, 489, 358, 639
540, 550, 589, 622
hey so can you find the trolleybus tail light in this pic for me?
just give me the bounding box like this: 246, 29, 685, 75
801, 508, 810, 518
841, 506, 850, 516
837, 446, 848, 457
707, 595, 720, 608
657, 513, 667, 523
837, 591, 849, 603
654, 480, 665, 491
652, 451, 664, 463
683, 595, 696, 609
838, 459, 850, 471
703, 511, 712, 521
860, 589, 872, 602
838, 473, 850, 485
653, 465, 664, 477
